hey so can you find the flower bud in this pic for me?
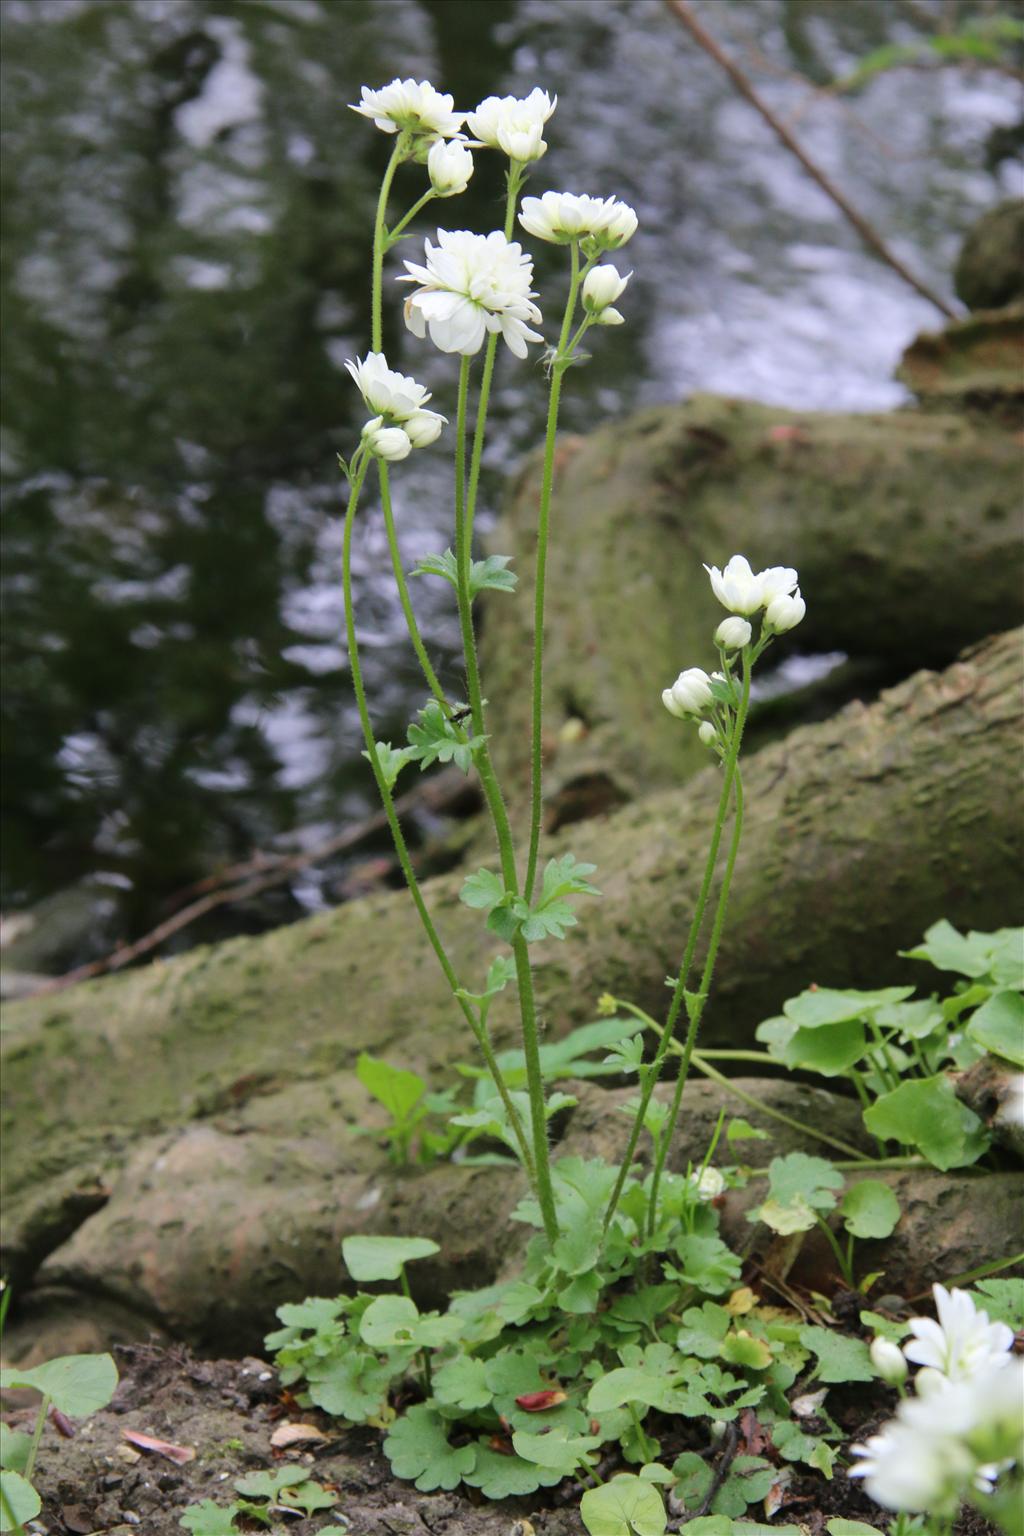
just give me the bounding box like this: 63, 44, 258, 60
715, 617, 752, 650
595, 306, 625, 326
667, 667, 713, 716
583, 264, 631, 315
914, 1367, 948, 1399
362, 417, 412, 461
689, 1166, 725, 1201
404, 410, 446, 448
764, 588, 806, 633
698, 721, 718, 748
427, 138, 474, 197
870, 1336, 908, 1387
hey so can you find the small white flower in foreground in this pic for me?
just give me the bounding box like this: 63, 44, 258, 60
399, 229, 543, 358
698, 721, 719, 748
764, 589, 806, 633
705, 554, 800, 617
582, 264, 631, 316
903, 1283, 1014, 1383
850, 1413, 972, 1513
361, 417, 412, 461
350, 79, 463, 139
466, 88, 556, 163
688, 1166, 725, 1200
345, 352, 437, 423
662, 667, 714, 718
870, 1335, 908, 1387
428, 138, 474, 197
519, 191, 638, 248
714, 617, 752, 650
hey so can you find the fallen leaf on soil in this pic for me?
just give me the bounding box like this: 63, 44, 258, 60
270, 1421, 328, 1448
764, 1466, 794, 1518
121, 1428, 196, 1464
514, 1389, 566, 1411
792, 1388, 829, 1418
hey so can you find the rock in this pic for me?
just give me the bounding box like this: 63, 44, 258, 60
897, 305, 1024, 422
954, 199, 1024, 311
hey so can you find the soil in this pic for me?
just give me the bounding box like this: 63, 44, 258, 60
7, 1345, 1000, 1536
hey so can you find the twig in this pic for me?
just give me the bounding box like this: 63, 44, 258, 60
663, 0, 958, 320
684, 1421, 740, 1524
29, 768, 478, 996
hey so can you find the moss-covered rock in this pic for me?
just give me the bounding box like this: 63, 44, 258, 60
954, 199, 1024, 311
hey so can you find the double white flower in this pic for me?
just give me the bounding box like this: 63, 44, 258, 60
399, 229, 543, 358
705, 554, 805, 630
903, 1283, 1014, 1384
519, 191, 638, 249
350, 79, 464, 140
466, 88, 556, 164
428, 139, 474, 198
662, 667, 714, 719
346, 352, 447, 461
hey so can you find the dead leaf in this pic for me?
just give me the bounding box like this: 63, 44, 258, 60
763, 1466, 794, 1519
121, 1429, 195, 1465
514, 1389, 566, 1412
792, 1388, 829, 1419
725, 1287, 757, 1315
270, 1421, 328, 1448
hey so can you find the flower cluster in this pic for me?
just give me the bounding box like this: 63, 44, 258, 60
399, 230, 543, 359
519, 190, 638, 249
662, 554, 806, 745
852, 1285, 1019, 1516
466, 88, 556, 164
346, 352, 447, 461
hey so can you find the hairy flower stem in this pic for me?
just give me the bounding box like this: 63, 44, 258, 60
23, 1393, 49, 1483
685, 1051, 866, 1161
603, 659, 752, 1231
371, 137, 410, 353
453, 357, 559, 1242
378, 462, 449, 712
342, 458, 535, 1183
524, 239, 582, 903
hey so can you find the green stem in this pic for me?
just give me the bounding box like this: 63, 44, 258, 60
387, 187, 436, 244
23, 1393, 49, 1483
647, 759, 748, 1235
464, 161, 523, 556
815, 1213, 855, 1287
524, 238, 583, 903
371, 137, 409, 354
603, 659, 752, 1231
452, 358, 557, 1236
342, 459, 534, 1184
686, 1051, 867, 1160
378, 461, 449, 710
695, 1049, 775, 1063
867, 1015, 901, 1094
626, 1401, 654, 1463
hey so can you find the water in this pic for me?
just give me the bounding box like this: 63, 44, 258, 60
1, 0, 1020, 958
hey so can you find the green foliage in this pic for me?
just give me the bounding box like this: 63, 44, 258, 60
342, 1234, 440, 1282
756, 924, 1021, 1168
580, 1473, 667, 1535
0, 1353, 118, 1418
968, 1277, 1024, 1329
180, 1467, 337, 1533
863, 1075, 988, 1170
362, 739, 415, 789
748, 1153, 844, 1235
459, 853, 600, 944
383, 1404, 477, 1491
831, 15, 1024, 94
407, 699, 487, 774
0, 1472, 41, 1533
799, 1326, 874, 1383
412, 548, 518, 598
838, 1180, 900, 1239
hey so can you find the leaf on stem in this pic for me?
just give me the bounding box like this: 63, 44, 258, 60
407, 700, 487, 774
362, 740, 416, 790
412, 549, 518, 598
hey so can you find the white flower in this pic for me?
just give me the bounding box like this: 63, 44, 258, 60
345, 352, 437, 423
398, 229, 543, 358
850, 1416, 972, 1512
871, 1336, 908, 1387
704, 555, 765, 616
428, 138, 474, 197
519, 191, 638, 248
361, 417, 412, 461
404, 410, 445, 448
764, 589, 806, 633
663, 667, 713, 718
759, 565, 799, 604
688, 1166, 725, 1201
583, 264, 631, 315
350, 79, 463, 139
466, 88, 556, 163
903, 1284, 1014, 1383
715, 617, 752, 650
698, 721, 719, 748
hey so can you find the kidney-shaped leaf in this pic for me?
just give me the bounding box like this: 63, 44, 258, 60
580, 1474, 667, 1536
839, 1180, 900, 1239
342, 1235, 440, 1282
0, 1471, 42, 1532
0, 1353, 117, 1417
966, 990, 1024, 1068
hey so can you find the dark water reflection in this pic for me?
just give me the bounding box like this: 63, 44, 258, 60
1, 0, 1020, 956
